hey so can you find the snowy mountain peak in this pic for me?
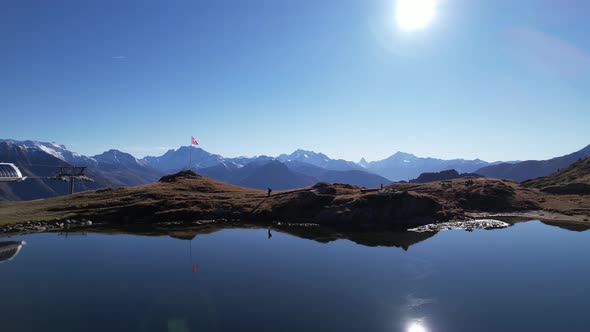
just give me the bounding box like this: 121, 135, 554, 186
286, 149, 327, 160
140, 146, 227, 173
0, 139, 91, 165
276, 149, 362, 172
390, 151, 417, 160
93, 149, 139, 166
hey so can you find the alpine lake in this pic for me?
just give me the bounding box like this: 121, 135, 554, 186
1, 219, 589, 332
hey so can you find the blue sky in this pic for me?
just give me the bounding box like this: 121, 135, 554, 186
1, 0, 589, 162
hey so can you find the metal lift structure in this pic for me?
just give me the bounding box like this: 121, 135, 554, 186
0, 163, 94, 195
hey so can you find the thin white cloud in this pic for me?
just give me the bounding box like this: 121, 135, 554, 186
509, 27, 590, 77
111, 55, 126, 59
405, 295, 436, 309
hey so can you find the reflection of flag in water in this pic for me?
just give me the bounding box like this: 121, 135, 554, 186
192, 264, 199, 273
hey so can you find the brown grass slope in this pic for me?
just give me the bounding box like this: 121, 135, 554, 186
0, 171, 449, 228
523, 158, 590, 194
0, 171, 260, 225
2, 170, 590, 228
388, 178, 541, 212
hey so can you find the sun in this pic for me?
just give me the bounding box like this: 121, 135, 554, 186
395, 0, 437, 31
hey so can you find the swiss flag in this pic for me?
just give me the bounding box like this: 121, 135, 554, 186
191, 136, 198, 145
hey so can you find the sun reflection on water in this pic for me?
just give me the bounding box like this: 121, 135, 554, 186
407, 321, 427, 332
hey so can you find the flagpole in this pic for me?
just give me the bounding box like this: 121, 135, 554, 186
188, 142, 192, 170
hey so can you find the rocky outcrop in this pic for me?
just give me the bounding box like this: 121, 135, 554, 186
390, 178, 542, 212
410, 169, 481, 183
0, 219, 95, 235
159, 170, 201, 183
264, 185, 446, 228
338, 191, 444, 227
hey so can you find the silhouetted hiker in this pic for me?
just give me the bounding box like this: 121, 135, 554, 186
380, 183, 384, 190
268, 229, 272, 239
267, 187, 272, 197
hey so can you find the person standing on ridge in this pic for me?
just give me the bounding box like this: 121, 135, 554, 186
267, 187, 272, 197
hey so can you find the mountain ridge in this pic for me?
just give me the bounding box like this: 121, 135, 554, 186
2, 138, 589, 201
476, 144, 590, 182
0, 139, 163, 200
363, 151, 495, 181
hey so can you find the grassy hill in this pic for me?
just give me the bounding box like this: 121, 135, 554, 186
2, 170, 590, 232
523, 158, 590, 195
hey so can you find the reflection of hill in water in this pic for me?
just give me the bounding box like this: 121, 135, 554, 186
85, 224, 436, 250
492, 216, 590, 232
539, 220, 590, 232
276, 226, 436, 250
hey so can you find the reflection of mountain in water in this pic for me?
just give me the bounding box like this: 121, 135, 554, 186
0, 241, 25, 263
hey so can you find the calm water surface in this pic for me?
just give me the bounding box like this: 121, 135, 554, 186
1, 220, 589, 332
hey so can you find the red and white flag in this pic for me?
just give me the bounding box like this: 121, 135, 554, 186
191, 136, 198, 145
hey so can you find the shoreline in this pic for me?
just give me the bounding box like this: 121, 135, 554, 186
466, 210, 590, 225
1, 174, 589, 236
2, 210, 588, 239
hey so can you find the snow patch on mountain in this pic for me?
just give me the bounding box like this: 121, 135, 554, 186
35, 143, 66, 161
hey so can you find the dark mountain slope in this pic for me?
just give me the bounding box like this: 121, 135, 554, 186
141, 146, 225, 173
523, 158, 590, 194
200, 160, 317, 190
476, 144, 590, 182
0, 141, 161, 201
0, 141, 100, 200
285, 161, 391, 187
91, 150, 162, 186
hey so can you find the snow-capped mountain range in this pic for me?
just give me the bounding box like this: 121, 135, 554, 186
276, 149, 363, 171
7, 137, 581, 201
362, 151, 496, 182
0, 139, 163, 200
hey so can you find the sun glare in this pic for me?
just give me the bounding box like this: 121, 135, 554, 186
395, 0, 437, 31
407, 322, 428, 332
